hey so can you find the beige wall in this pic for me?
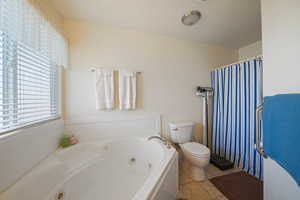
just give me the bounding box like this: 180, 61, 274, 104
31, 0, 64, 35
262, 0, 300, 199
238, 40, 262, 60
63, 20, 238, 139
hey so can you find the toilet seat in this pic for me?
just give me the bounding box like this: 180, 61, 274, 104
190, 153, 210, 159
181, 142, 210, 158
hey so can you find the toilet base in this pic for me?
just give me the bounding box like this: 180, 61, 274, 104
190, 166, 206, 181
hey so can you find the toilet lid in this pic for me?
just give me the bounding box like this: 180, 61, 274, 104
181, 142, 210, 156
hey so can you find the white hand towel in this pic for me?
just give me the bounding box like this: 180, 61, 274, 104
119, 69, 137, 110
95, 68, 114, 110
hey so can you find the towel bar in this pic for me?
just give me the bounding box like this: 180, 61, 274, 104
90, 68, 141, 74
255, 104, 267, 158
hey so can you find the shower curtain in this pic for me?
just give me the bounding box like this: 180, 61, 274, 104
211, 57, 263, 179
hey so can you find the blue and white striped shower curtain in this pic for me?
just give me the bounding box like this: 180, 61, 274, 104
211, 57, 263, 179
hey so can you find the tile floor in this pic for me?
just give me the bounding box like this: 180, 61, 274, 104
177, 158, 241, 200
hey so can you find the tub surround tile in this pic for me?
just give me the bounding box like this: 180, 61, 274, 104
0, 119, 64, 193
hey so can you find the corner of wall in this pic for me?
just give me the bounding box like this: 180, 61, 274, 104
238, 40, 262, 60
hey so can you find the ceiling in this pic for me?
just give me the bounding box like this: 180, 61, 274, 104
52, 0, 261, 48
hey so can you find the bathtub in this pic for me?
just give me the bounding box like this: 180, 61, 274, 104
0, 136, 178, 200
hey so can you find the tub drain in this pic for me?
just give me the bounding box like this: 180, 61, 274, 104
103, 145, 109, 150
129, 157, 136, 165
56, 192, 64, 200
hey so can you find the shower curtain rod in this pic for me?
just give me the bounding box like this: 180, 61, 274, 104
212, 55, 262, 70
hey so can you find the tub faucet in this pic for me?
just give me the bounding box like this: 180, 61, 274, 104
148, 136, 171, 149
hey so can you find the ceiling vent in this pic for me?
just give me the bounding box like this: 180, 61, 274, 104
181, 10, 202, 26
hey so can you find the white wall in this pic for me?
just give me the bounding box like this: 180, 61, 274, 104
262, 0, 300, 96
63, 20, 238, 139
262, 0, 300, 199
238, 40, 262, 60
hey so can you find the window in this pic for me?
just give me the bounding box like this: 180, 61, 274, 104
0, 32, 59, 133
0, 0, 68, 134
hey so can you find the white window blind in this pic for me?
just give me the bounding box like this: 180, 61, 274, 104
0, 32, 59, 133
0, 0, 68, 68
0, 0, 66, 134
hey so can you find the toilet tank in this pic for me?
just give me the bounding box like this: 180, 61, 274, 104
169, 121, 194, 144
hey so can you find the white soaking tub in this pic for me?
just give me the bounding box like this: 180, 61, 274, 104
0, 137, 178, 200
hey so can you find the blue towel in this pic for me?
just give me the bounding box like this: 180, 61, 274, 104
263, 94, 300, 186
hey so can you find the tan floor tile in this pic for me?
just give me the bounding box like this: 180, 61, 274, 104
178, 184, 192, 199
179, 172, 194, 185
179, 159, 193, 185
205, 164, 241, 179
178, 160, 230, 200
213, 196, 229, 200
200, 180, 224, 198
183, 182, 213, 200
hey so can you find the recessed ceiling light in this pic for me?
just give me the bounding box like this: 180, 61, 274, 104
181, 10, 202, 26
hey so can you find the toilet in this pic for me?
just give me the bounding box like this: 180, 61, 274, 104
169, 121, 210, 181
